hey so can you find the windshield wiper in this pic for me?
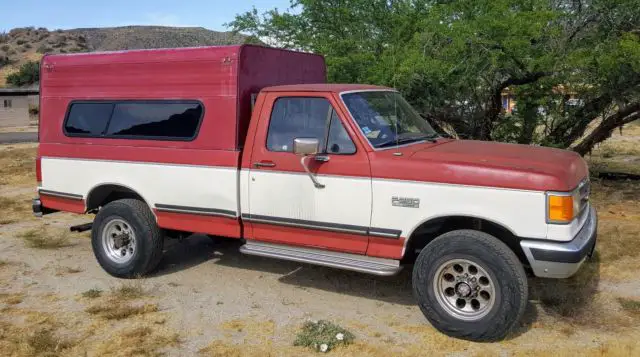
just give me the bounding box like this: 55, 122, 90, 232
376, 133, 439, 148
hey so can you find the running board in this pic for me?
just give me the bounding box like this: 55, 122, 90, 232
240, 241, 403, 276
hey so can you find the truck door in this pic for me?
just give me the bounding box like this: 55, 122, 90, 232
245, 92, 372, 254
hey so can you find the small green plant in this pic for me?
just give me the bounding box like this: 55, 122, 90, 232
15, 39, 27, 45
82, 288, 103, 299
0, 44, 10, 51
294, 320, 354, 353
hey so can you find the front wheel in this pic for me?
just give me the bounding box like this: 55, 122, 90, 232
412, 230, 528, 341
91, 199, 164, 278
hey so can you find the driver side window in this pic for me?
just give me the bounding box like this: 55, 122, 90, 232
266, 97, 355, 155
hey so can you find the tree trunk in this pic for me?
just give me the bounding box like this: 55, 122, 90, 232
572, 104, 640, 156
482, 72, 550, 141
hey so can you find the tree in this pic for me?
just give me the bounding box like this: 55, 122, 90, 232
6, 61, 40, 87
229, 0, 640, 155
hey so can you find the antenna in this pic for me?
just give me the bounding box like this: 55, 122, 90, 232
393, 44, 399, 148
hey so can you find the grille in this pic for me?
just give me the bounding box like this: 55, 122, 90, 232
577, 179, 590, 214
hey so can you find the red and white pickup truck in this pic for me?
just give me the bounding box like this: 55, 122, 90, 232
32, 45, 597, 341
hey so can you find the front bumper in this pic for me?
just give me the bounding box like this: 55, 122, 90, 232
520, 205, 597, 278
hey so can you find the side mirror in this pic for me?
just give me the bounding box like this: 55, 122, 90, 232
293, 138, 319, 156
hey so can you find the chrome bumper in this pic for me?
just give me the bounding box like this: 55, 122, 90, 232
520, 206, 597, 278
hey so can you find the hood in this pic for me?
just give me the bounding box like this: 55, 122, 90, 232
371, 140, 588, 192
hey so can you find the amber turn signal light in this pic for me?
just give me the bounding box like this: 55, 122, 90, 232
547, 195, 574, 223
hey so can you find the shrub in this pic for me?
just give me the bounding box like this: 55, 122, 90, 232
23, 43, 32, 49
0, 55, 11, 68
36, 44, 52, 54
0, 44, 10, 52
28, 104, 39, 116
16, 39, 27, 45
6, 61, 40, 87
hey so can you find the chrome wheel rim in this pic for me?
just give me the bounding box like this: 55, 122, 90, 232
101, 218, 136, 264
433, 258, 496, 321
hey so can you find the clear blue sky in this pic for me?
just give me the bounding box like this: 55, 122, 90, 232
0, 0, 292, 32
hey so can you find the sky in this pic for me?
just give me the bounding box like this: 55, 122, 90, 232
0, 0, 292, 32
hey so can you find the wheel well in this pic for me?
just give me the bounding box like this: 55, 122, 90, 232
403, 216, 528, 265
86, 184, 146, 212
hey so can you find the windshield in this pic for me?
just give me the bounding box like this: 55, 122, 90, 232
341, 91, 438, 149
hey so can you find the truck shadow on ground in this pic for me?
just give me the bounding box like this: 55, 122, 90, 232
154, 235, 601, 338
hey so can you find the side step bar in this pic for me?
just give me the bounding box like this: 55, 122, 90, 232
240, 241, 403, 276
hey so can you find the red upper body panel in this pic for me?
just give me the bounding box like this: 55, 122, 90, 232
368, 139, 588, 192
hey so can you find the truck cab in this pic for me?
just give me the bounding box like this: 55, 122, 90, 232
32, 45, 597, 342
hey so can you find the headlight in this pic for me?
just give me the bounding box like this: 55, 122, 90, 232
546, 189, 582, 224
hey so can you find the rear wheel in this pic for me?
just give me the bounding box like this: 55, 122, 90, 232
91, 199, 164, 278
412, 230, 528, 341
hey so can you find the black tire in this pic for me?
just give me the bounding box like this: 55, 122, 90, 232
91, 199, 164, 278
412, 230, 528, 341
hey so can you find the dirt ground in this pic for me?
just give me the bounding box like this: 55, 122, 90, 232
1, 130, 640, 356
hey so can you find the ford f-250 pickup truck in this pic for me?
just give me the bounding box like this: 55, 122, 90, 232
32, 44, 597, 341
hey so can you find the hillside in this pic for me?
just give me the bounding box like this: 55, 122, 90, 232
0, 26, 252, 87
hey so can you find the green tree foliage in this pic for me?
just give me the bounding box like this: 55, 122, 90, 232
6, 61, 40, 87
229, 0, 640, 154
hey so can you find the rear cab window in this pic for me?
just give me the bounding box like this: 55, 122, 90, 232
63, 100, 204, 140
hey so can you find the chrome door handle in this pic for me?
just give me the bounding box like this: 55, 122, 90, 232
253, 161, 276, 168
315, 155, 330, 162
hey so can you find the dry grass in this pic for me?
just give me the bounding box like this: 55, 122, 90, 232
0, 293, 24, 305
0, 309, 78, 357
587, 121, 640, 176
0, 194, 33, 225
55, 266, 83, 276
18, 227, 74, 249
110, 282, 147, 300
0, 321, 77, 357
0, 146, 37, 186
85, 303, 159, 320
93, 325, 180, 357
589, 180, 640, 281
81, 288, 103, 299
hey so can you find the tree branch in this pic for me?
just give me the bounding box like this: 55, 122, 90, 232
572, 103, 640, 156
